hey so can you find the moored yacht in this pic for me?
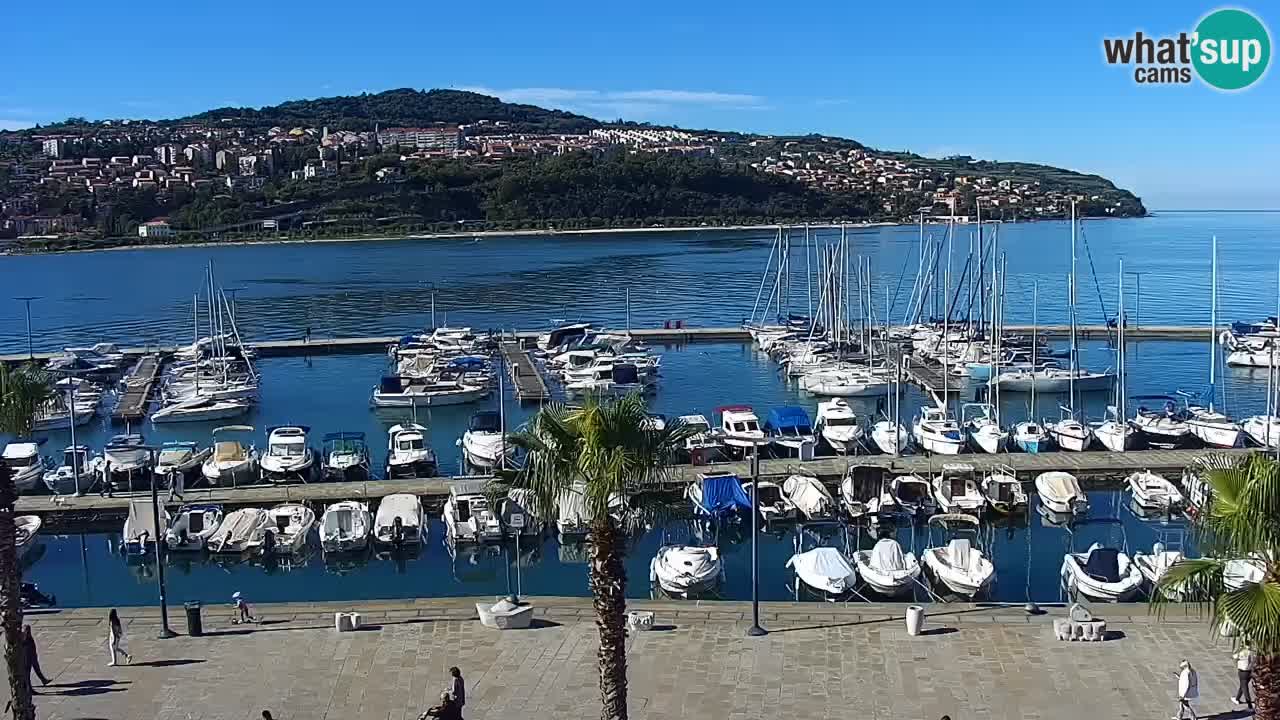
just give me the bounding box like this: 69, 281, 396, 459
913, 405, 964, 455
259, 426, 315, 483
386, 423, 438, 479
201, 425, 258, 486
2, 442, 48, 493
208, 507, 270, 554
320, 501, 372, 553
322, 432, 372, 482
814, 399, 864, 454
264, 503, 316, 555
461, 411, 514, 470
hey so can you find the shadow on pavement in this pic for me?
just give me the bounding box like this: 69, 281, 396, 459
131, 659, 206, 668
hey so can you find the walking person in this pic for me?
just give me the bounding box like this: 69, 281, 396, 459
107, 609, 131, 666
23, 625, 49, 688
448, 666, 465, 714
1174, 659, 1198, 720
1234, 644, 1256, 708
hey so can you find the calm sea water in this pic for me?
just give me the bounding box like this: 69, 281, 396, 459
6, 211, 1280, 608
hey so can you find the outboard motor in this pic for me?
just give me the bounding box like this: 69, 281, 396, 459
392, 516, 405, 546
263, 529, 276, 554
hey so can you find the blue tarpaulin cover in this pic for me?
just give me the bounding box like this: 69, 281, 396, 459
696, 474, 752, 516
763, 406, 812, 433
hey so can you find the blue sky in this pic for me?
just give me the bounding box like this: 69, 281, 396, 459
5, 0, 1277, 210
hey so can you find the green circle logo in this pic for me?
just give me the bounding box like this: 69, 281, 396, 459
1193, 8, 1272, 90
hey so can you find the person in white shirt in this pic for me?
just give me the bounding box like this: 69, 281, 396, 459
1174, 659, 1199, 720
1233, 646, 1256, 708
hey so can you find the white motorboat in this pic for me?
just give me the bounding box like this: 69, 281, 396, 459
164, 504, 224, 551
996, 367, 1113, 394
1061, 542, 1143, 602
913, 405, 964, 455
717, 406, 765, 450
1035, 471, 1088, 515
386, 423, 438, 479
932, 463, 985, 514
154, 441, 211, 479
208, 507, 270, 554
763, 406, 816, 457
1012, 421, 1052, 454
43, 445, 101, 495
852, 538, 921, 597
264, 503, 316, 555
677, 414, 725, 462
922, 514, 995, 597
321, 432, 371, 483
123, 498, 169, 555
2, 442, 48, 493
557, 485, 592, 540
780, 473, 836, 520
961, 403, 1007, 454
444, 480, 504, 544
373, 493, 425, 546
743, 479, 798, 522
799, 369, 888, 397
815, 399, 864, 454
1093, 406, 1136, 452
891, 474, 936, 516
151, 396, 250, 424
1047, 409, 1094, 452
650, 545, 722, 597
1226, 346, 1279, 367
981, 465, 1027, 514
869, 419, 911, 455
371, 376, 488, 408
1243, 414, 1280, 449
259, 426, 315, 483
1133, 544, 1186, 600
787, 547, 858, 599
102, 434, 152, 491
201, 425, 258, 485
461, 411, 514, 469
564, 363, 649, 396
1131, 396, 1191, 448
320, 501, 373, 553
15, 515, 41, 560
1126, 470, 1184, 512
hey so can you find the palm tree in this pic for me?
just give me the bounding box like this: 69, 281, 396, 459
1156, 453, 1280, 719
0, 363, 54, 440
509, 394, 695, 720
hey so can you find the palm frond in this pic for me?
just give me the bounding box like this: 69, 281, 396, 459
1220, 579, 1280, 655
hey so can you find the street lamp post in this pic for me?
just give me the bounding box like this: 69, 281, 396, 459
147, 448, 177, 638
746, 442, 767, 637
15, 296, 39, 359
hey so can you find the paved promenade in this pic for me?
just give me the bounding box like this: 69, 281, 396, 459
4, 598, 1247, 720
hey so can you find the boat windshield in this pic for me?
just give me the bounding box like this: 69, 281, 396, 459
270, 442, 305, 458
2, 457, 34, 469
757, 485, 783, 504
824, 417, 859, 427
733, 421, 760, 433
397, 438, 425, 451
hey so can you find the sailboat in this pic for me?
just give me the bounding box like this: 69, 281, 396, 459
1047, 203, 1095, 452
1243, 261, 1280, 450
1013, 282, 1053, 453
1178, 238, 1242, 448
1095, 260, 1136, 452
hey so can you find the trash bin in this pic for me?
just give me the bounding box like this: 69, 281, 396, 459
184, 601, 203, 637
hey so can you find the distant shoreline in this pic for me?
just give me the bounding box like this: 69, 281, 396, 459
5, 213, 1149, 257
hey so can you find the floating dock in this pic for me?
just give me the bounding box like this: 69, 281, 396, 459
18, 447, 1250, 531
109, 354, 162, 423
0, 324, 1226, 363
500, 341, 552, 402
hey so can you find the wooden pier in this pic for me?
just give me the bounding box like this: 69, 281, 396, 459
109, 354, 162, 423
500, 341, 552, 402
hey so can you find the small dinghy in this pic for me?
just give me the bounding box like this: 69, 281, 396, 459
852, 538, 921, 597
781, 473, 836, 520
320, 501, 372, 553
373, 493, 425, 546
650, 545, 722, 597
787, 547, 858, 600
1126, 470, 1184, 512
932, 463, 985, 514
208, 507, 270, 554
1133, 543, 1186, 600
164, 504, 224, 552
123, 498, 169, 555
15, 516, 41, 560
1061, 542, 1143, 602
264, 503, 316, 555
1035, 471, 1088, 516
922, 514, 995, 598
981, 465, 1027, 514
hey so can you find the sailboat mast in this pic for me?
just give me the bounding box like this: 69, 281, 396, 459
1069, 200, 1078, 416
805, 224, 813, 323
1118, 259, 1126, 449
1209, 236, 1217, 412
1031, 282, 1039, 419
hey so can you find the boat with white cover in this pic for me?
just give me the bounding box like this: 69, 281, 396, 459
444, 480, 503, 544
386, 423, 438, 479
2, 442, 47, 493
122, 498, 169, 555
781, 473, 836, 520
852, 538, 921, 597
154, 441, 210, 480
1035, 471, 1088, 515
787, 547, 858, 599
164, 504, 224, 551
650, 545, 722, 597
1061, 542, 1143, 601
320, 501, 372, 553
208, 507, 270, 554
461, 411, 514, 469
814, 399, 864, 454
201, 425, 258, 485
922, 514, 995, 597
374, 493, 425, 546
102, 434, 152, 491
1126, 470, 1184, 512
264, 503, 315, 554
259, 426, 315, 483
932, 463, 985, 514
